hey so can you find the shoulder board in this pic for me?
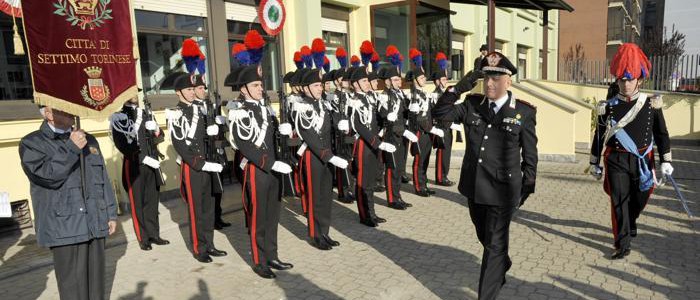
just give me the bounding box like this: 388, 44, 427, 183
596, 100, 607, 115
347, 98, 363, 109
650, 95, 663, 109
516, 99, 536, 110
228, 108, 249, 122
293, 102, 313, 113
164, 108, 182, 120
110, 112, 128, 123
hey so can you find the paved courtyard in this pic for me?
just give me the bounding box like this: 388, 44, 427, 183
0, 147, 698, 300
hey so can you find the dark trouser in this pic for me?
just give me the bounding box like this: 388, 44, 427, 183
604, 150, 654, 250
51, 238, 106, 300
301, 150, 334, 238
384, 134, 406, 203
354, 139, 379, 222
242, 162, 281, 268
123, 160, 160, 244
180, 164, 215, 255
335, 141, 355, 197
468, 199, 516, 300
214, 192, 223, 222
412, 131, 432, 192
435, 129, 453, 182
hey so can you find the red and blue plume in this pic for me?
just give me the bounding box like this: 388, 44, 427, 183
435, 52, 448, 71
360, 40, 375, 66
311, 38, 327, 70
197, 53, 206, 75
409, 48, 423, 69
182, 39, 202, 74
335, 47, 348, 68
231, 43, 251, 66
244, 29, 265, 65
350, 55, 360, 67
385, 45, 402, 71
293, 51, 304, 69
300, 45, 313, 68
610, 43, 651, 79
323, 56, 331, 73
370, 51, 380, 71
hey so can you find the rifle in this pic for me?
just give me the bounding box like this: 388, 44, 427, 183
334, 91, 353, 188
276, 87, 298, 197
380, 93, 397, 169
142, 96, 166, 186
205, 91, 224, 192
408, 88, 422, 156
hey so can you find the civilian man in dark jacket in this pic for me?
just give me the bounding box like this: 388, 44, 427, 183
19, 106, 118, 300
433, 52, 538, 300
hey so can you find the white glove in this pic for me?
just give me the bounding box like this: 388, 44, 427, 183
144, 120, 157, 131
215, 115, 227, 125
329, 156, 349, 169
450, 123, 463, 131
202, 162, 223, 173
408, 103, 420, 113
403, 130, 418, 143
142, 156, 160, 169
279, 123, 293, 136
430, 127, 445, 138
661, 162, 674, 176
589, 165, 603, 180
271, 161, 293, 174
387, 112, 398, 122
378, 142, 396, 153
337, 120, 349, 132
206, 125, 219, 136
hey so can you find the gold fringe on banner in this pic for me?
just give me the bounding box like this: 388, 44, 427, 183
33, 85, 139, 120
11, 9, 24, 55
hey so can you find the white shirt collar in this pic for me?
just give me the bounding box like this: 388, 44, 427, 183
488, 93, 509, 114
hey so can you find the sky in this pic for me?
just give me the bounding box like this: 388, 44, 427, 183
664, 0, 700, 55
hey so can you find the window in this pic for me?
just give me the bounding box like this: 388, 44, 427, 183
0, 13, 32, 100
416, 3, 451, 77
372, 3, 411, 72
517, 45, 529, 80
322, 2, 350, 70
135, 10, 208, 95
227, 20, 282, 91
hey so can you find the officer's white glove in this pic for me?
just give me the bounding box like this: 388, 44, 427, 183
661, 162, 674, 176
206, 125, 219, 136
408, 103, 420, 113
450, 123, 463, 131
589, 164, 603, 180
402, 130, 418, 143
145, 120, 158, 131
215, 115, 227, 125
387, 112, 398, 122
202, 162, 223, 173
271, 161, 293, 174
430, 127, 445, 138
337, 120, 349, 132
279, 123, 293, 136
142, 156, 161, 169
329, 156, 349, 169
378, 142, 396, 153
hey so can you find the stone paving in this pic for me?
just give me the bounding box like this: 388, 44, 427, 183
0, 147, 698, 300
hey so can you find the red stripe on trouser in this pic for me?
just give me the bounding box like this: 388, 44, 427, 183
294, 164, 302, 195
356, 140, 366, 220
125, 159, 142, 242
250, 166, 260, 264
305, 151, 315, 237
386, 168, 394, 203
184, 165, 199, 255
437, 149, 443, 182
242, 164, 250, 222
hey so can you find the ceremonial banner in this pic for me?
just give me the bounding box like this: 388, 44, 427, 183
22, 0, 137, 116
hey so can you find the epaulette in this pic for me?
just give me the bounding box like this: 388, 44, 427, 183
650, 95, 663, 109
228, 108, 249, 122
516, 99, 536, 110
293, 102, 313, 113
110, 112, 128, 123
347, 98, 363, 109
164, 107, 182, 120
596, 100, 607, 116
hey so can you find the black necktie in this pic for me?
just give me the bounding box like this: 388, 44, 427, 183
489, 102, 497, 120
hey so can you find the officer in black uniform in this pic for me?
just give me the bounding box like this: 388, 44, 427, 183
347, 66, 397, 227
20, 106, 118, 300
406, 68, 444, 197
368, 70, 387, 193
229, 65, 294, 279
589, 43, 673, 259
331, 68, 356, 203
433, 52, 537, 300
377, 65, 415, 210
295, 68, 349, 250
111, 97, 169, 251
168, 73, 227, 263
191, 75, 231, 230
430, 70, 461, 186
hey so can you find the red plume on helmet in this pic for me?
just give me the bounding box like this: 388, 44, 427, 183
610, 43, 651, 80
385, 45, 402, 71
311, 38, 327, 70
335, 47, 348, 68
182, 39, 204, 74
300, 45, 313, 68
293, 51, 304, 69
409, 48, 423, 69
244, 29, 265, 64
350, 55, 360, 67
360, 40, 375, 66
370, 51, 380, 71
